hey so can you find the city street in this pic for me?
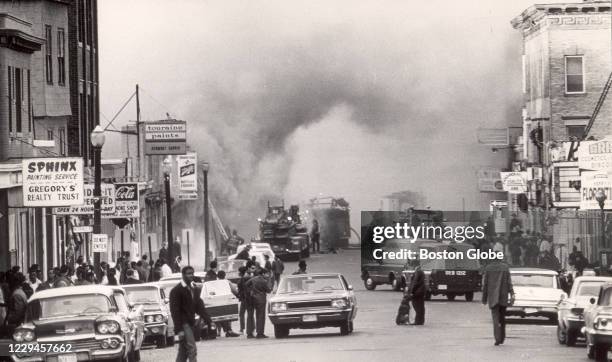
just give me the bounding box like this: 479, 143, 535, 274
141, 250, 587, 362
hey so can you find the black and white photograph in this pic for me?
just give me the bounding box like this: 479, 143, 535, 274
0, 0, 612, 361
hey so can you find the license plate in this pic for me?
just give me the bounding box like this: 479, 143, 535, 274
438, 285, 447, 290
303, 315, 317, 322
524, 308, 539, 314
58, 354, 77, 362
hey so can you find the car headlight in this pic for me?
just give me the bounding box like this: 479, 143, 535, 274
13, 330, 24, 342
23, 330, 35, 342
146, 315, 155, 323
155, 314, 164, 322
595, 317, 612, 330
331, 298, 348, 309
97, 321, 120, 334
270, 302, 288, 312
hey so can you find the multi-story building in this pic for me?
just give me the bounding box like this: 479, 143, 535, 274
511, 1, 612, 262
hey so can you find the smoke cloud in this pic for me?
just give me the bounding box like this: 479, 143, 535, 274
100, 0, 540, 239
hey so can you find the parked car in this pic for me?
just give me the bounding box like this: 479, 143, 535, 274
199, 280, 239, 323
11, 285, 144, 362
406, 242, 482, 301
361, 238, 435, 291
153, 278, 216, 341
268, 273, 357, 338
236, 242, 276, 260
583, 282, 612, 360
557, 276, 612, 347
123, 283, 175, 348
506, 268, 566, 321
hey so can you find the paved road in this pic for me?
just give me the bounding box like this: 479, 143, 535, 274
142, 249, 589, 362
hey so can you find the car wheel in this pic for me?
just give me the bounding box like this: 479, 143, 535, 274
274, 325, 289, 338
156, 335, 168, 348
556, 325, 566, 345
364, 276, 377, 291
340, 321, 350, 336
465, 292, 474, 302
425, 292, 432, 301
446, 293, 456, 301
348, 321, 354, 333
594, 343, 609, 362
566, 328, 577, 347
392, 277, 402, 292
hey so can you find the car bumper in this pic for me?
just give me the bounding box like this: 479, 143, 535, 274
12, 345, 126, 362
563, 316, 585, 332
588, 330, 612, 345
210, 314, 239, 323
143, 323, 168, 342
506, 304, 558, 318
269, 309, 352, 328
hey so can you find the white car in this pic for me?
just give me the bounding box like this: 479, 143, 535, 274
557, 276, 612, 346
506, 268, 567, 321
236, 242, 276, 260
200, 280, 239, 323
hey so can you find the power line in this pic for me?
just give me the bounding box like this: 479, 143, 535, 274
103, 91, 136, 131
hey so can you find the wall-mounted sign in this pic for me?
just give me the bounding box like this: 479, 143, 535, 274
580, 171, 612, 210
177, 153, 197, 193
500, 172, 528, 194
578, 137, 612, 171
92, 234, 108, 253
144, 120, 187, 155
103, 183, 140, 218
54, 183, 115, 215
22, 158, 84, 207
477, 167, 503, 193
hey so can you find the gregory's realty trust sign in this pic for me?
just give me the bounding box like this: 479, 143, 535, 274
22, 158, 84, 207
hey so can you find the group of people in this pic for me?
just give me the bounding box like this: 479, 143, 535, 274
169, 247, 305, 362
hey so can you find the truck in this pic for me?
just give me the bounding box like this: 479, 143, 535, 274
259, 202, 310, 261
306, 197, 351, 249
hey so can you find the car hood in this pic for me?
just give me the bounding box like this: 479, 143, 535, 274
270, 291, 348, 302
514, 286, 564, 301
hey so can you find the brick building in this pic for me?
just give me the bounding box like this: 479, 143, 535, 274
511, 1, 612, 263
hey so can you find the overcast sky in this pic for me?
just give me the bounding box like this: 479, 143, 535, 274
98, 0, 560, 236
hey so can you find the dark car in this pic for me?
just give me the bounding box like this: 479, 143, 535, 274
123, 283, 175, 348
404, 242, 482, 301
268, 273, 357, 338
11, 285, 144, 362
361, 238, 436, 291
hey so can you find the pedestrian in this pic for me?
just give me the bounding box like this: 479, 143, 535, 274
152, 260, 163, 282
237, 266, 249, 334
205, 260, 218, 281
408, 266, 426, 325
311, 219, 320, 253
245, 268, 273, 338
37, 268, 56, 292
100, 262, 109, 285
74, 266, 89, 285
293, 260, 307, 275
170, 266, 212, 362
161, 258, 173, 278
6, 273, 27, 334
235, 245, 251, 261
509, 239, 522, 266
569, 245, 589, 276
107, 268, 118, 286
482, 254, 515, 346
272, 255, 284, 288
140, 255, 151, 282
53, 265, 73, 288
124, 269, 143, 284
213, 270, 240, 337
27, 270, 41, 293
173, 256, 183, 273
159, 242, 169, 263
263, 254, 272, 273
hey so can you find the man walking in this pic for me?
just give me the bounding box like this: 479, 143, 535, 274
311, 219, 320, 253
408, 266, 426, 325
272, 255, 284, 288
170, 266, 212, 362
482, 255, 515, 346
245, 268, 273, 338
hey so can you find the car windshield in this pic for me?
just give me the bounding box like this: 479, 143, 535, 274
577, 281, 604, 297
277, 275, 344, 294
125, 287, 159, 304
511, 274, 554, 288
27, 294, 111, 321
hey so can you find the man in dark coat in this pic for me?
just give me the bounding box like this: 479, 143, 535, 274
205, 260, 218, 282
408, 266, 426, 325
245, 267, 273, 338
170, 266, 212, 362
235, 245, 251, 261
482, 256, 515, 346
124, 269, 143, 285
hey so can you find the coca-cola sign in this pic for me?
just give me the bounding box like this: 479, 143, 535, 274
103, 183, 139, 219
116, 185, 137, 201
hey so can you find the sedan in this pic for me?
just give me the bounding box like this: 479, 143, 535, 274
268, 273, 357, 338
583, 282, 612, 361
557, 276, 612, 346
123, 284, 175, 348
506, 268, 567, 322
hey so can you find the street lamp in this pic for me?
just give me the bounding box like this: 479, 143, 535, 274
202, 162, 210, 267
596, 190, 607, 248
91, 125, 105, 277
163, 156, 174, 270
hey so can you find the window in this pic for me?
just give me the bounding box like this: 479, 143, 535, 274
567, 125, 586, 139
7, 66, 12, 133
58, 127, 66, 155
86, 0, 92, 46
77, 0, 84, 43
45, 25, 52, 84
565, 56, 584, 93
57, 28, 65, 85
15, 68, 22, 133
47, 129, 54, 141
